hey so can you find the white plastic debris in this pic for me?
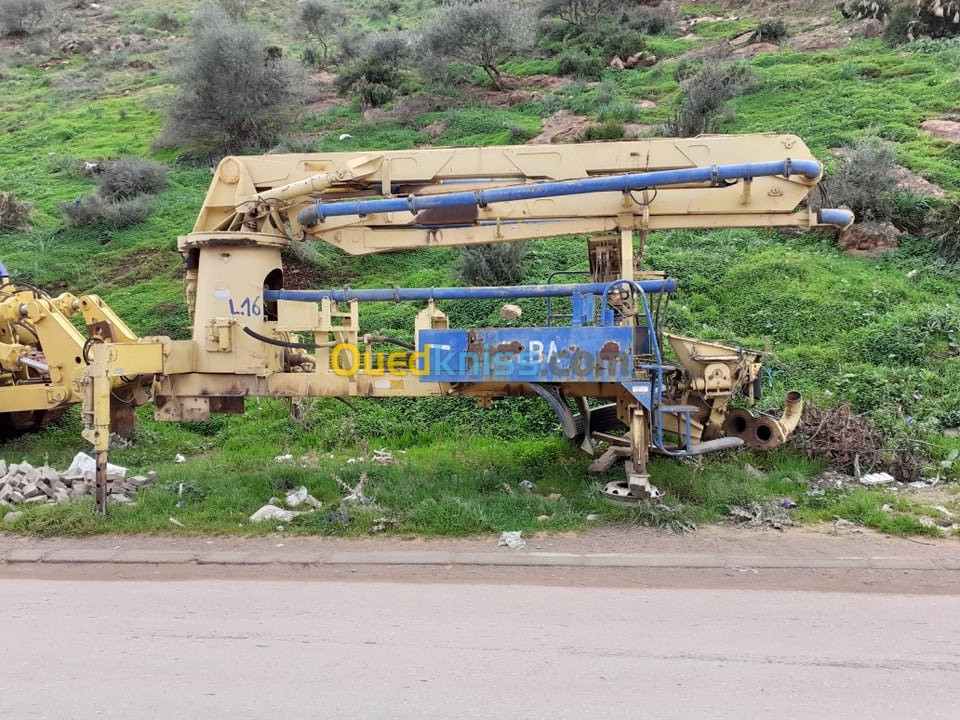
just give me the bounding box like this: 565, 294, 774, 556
168, 517, 184, 527
372, 449, 395, 464
497, 530, 526, 550
173, 453, 186, 464
519, 480, 535, 493
65, 451, 126, 479
285, 485, 309, 508
908, 480, 929, 489
249, 504, 296, 523
933, 505, 955, 519
275, 453, 294, 463
338, 133, 353, 141
859, 472, 895, 486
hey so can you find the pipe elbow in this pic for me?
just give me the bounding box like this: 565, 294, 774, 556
818, 208, 855, 229
780, 390, 803, 436
296, 206, 321, 228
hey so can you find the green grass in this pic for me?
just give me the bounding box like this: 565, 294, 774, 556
1, 1, 959, 538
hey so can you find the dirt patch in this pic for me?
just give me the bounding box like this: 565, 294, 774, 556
527, 110, 591, 144
466, 74, 570, 109
623, 122, 654, 138
732, 42, 780, 58
789, 26, 852, 51
920, 119, 960, 143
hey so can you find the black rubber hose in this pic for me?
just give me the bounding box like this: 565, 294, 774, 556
242, 326, 336, 350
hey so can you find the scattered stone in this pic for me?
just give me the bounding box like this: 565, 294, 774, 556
908, 480, 930, 489
918, 516, 940, 530
919, 119, 960, 143
839, 221, 902, 257
743, 463, 767, 481
108, 493, 133, 505
586, 513, 599, 521
304, 494, 322, 509
933, 505, 955, 519
635, 99, 656, 109
730, 31, 754, 47
834, 518, 856, 530
3, 511, 22, 524
499, 303, 523, 321
528, 110, 592, 144
789, 27, 851, 52
0, 455, 155, 507
548, 492, 564, 501
849, 18, 883, 38
537, 514, 551, 522
881, 503, 893, 513
728, 501, 794, 530
173, 453, 186, 463
609, 55, 625, 70
859, 472, 896, 486
497, 530, 526, 550
275, 453, 293, 463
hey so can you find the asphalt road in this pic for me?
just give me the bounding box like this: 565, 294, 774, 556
3, 570, 958, 719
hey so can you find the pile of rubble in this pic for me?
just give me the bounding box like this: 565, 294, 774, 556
0, 453, 156, 520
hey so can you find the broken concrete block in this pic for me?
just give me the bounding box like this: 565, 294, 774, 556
249, 504, 296, 523
2, 510, 22, 524
859, 472, 895, 486
22, 483, 42, 499
128, 475, 149, 487
0, 485, 11, 501
22, 465, 40, 483
9, 491, 23, 504
24, 495, 46, 504
146, 471, 158, 482
108, 493, 133, 505
0, 459, 7, 476
38, 482, 56, 499
285, 486, 308, 508
41, 466, 59, 483
54, 489, 70, 502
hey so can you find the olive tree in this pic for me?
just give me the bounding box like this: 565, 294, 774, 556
420, 0, 531, 90
162, 5, 302, 152
298, 0, 347, 65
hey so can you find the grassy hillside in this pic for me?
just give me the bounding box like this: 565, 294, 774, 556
0, 0, 958, 536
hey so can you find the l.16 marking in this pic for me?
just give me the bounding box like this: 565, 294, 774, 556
228, 296, 261, 317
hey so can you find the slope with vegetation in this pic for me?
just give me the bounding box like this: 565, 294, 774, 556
0, 0, 958, 537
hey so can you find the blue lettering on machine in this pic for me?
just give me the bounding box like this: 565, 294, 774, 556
419, 326, 639, 383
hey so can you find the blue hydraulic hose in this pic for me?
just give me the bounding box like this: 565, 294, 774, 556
297, 158, 824, 226
264, 279, 677, 304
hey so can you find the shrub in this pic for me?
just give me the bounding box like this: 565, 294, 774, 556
630, 3, 677, 35
0, 0, 48, 36
298, 0, 347, 65
582, 20, 647, 59
926, 198, 960, 262
912, 0, 960, 39
665, 61, 759, 137
0, 191, 32, 231
162, 6, 302, 153
824, 137, 899, 222
576, 120, 625, 141
420, 0, 532, 89
753, 19, 788, 42
457, 242, 527, 286
217, 0, 252, 20
60, 195, 154, 229
556, 50, 605, 78
95, 158, 168, 202
837, 0, 892, 20
537, 0, 633, 31
884, 1, 916, 43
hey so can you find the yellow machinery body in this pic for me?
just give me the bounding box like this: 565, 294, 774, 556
6, 134, 854, 512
